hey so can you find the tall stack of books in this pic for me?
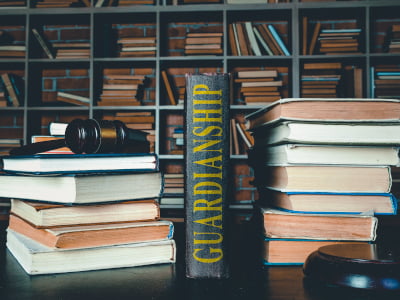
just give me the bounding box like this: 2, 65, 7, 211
98, 74, 147, 106
245, 98, 400, 265
301, 62, 343, 98
117, 36, 156, 58
0, 152, 176, 275
235, 69, 283, 105
184, 32, 223, 56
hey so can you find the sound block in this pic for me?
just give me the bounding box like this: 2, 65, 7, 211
303, 243, 400, 291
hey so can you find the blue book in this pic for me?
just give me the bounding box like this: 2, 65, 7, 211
267, 24, 290, 56
260, 189, 398, 215
321, 28, 362, 33
1, 152, 159, 175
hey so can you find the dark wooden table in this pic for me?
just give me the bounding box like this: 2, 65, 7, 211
0, 216, 399, 300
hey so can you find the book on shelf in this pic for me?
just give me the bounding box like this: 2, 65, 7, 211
6, 229, 176, 275
258, 189, 398, 215
249, 121, 400, 146
1, 152, 159, 174
249, 144, 400, 166
56, 91, 90, 106
260, 207, 378, 241
10, 198, 161, 227
0, 171, 163, 204
256, 165, 391, 193
184, 32, 223, 56
244, 98, 400, 130
185, 73, 230, 279
9, 214, 174, 249
161, 70, 177, 105
263, 238, 367, 265
31, 28, 55, 59
267, 24, 290, 56
1, 73, 23, 107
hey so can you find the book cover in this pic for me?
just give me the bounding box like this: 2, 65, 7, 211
185, 73, 230, 279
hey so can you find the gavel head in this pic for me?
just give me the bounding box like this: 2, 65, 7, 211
65, 119, 147, 154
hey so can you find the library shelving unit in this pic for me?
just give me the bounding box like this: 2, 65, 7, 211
0, 0, 399, 212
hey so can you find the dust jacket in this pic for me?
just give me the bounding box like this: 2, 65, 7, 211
185, 73, 230, 279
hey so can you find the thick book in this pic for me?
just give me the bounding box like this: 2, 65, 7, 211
263, 238, 367, 265
8, 214, 174, 249
261, 207, 378, 241
257, 165, 391, 193
6, 229, 176, 275
249, 144, 400, 166
251, 121, 400, 146
0, 171, 163, 204
245, 98, 400, 130
1, 152, 159, 174
185, 73, 230, 279
10, 198, 160, 227
259, 189, 398, 215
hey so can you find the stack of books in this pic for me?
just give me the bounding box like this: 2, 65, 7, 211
229, 22, 290, 56
301, 62, 343, 98
54, 42, 91, 59
98, 74, 147, 106
0, 152, 176, 275
316, 28, 362, 55
117, 36, 156, 57
0, 0, 26, 7
384, 24, 400, 53
235, 69, 283, 105
0, 138, 22, 156
245, 97, 400, 265
160, 173, 184, 206
102, 111, 155, 152
372, 64, 400, 99
184, 32, 223, 56
0, 44, 25, 58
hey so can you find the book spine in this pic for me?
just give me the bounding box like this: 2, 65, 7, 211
185, 73, 230, 279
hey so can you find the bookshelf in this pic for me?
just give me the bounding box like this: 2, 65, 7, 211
0, 0, 399, 210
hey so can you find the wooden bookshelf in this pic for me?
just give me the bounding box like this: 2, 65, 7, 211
0, 0, 399, 209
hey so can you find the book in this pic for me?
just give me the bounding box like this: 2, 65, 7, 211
0, 171, 163, 204
1, 152, 158, 174
8, 214, 174, 249
185, 73, 230, 279
250, 144, 400, 166
261, 207, 378, 241
56, 91, 90, 106
263, 238, 367, 265
1, 73, 22, 107
267, 24, 290, 56
31, 28, 55, 59
250, 121, 400, 146
256, 165, 391, 193
259, 189, 398, 215
10, 198, 161, 227
245, 98, 400, 130
6, 229, 176, 275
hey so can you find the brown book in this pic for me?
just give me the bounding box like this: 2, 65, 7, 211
1, 73, 21, 107
184, 49, 223, 55
245, 98, 400, 129
230, 118, 240, 155
97, 99, 141, 106
244, 96, 281, 103
263, 239, 366, 265
235, 23, 250, 56
185, 37, 222, 45
308, 21, 321, 55
261, 207, 378, 241
10, 198, 160, 228
261, 23, 284, 56
161, 70, 177, 105
9, 214, 173, 249
303, 62, 342, 70
228, 23, 238, 56
240, 86, 279, 92
186, 32, 223, 37
255, 24, 281, 55
302, 16, 308, 55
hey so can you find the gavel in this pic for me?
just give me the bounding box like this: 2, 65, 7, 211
9, 118, 150, 156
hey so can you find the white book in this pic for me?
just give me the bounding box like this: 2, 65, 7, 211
253, 121, 400, 146
6, 230, 176, 275
244, 22, 262, 56
254, 144, 400, 166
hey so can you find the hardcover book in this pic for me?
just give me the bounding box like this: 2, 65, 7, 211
185, 73, 230, 279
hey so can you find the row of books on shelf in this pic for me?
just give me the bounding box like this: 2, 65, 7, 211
0, 151, 176, 275
244, 97, 400, 265
229, 22, 290, 57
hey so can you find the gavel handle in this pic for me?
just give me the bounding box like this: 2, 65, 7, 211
9, 139, 67, 156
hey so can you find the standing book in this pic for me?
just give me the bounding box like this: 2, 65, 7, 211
185, 73, 230, 279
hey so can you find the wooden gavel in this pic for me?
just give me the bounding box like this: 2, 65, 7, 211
9, 119, 150, 156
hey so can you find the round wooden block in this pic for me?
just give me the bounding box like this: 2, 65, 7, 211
303, 243, 400, 291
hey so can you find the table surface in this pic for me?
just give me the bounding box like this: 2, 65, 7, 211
0, 216, 399, 300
